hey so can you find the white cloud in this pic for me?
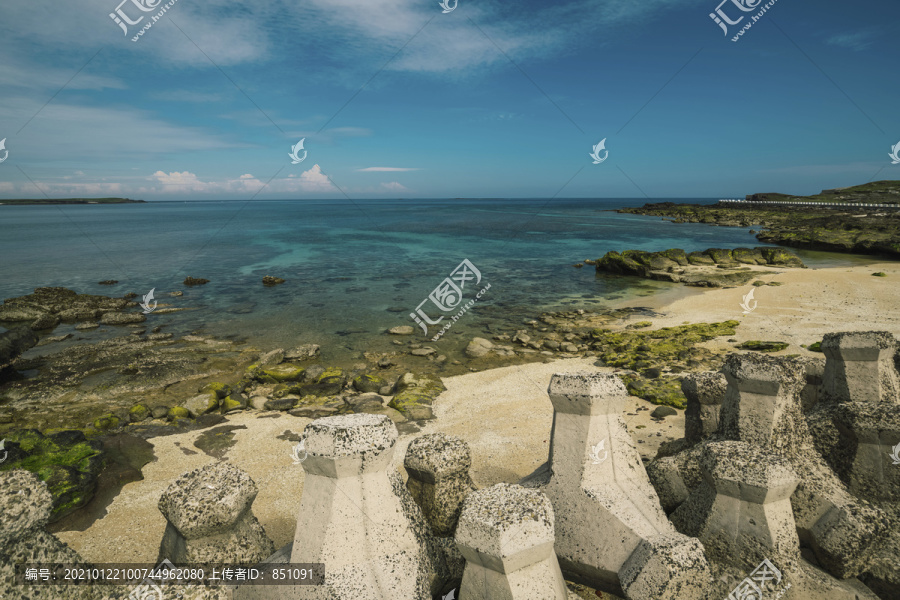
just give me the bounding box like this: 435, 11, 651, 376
297, 164, 336, 192
380, 181, 408, 192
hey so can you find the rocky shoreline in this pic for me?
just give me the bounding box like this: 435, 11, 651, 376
617, 180, 900, 258
0, 283, 773, 525
590, 246, 805, 287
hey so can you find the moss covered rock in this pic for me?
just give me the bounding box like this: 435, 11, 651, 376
0, 429, 103, 522
128, 404, 150, 422
620, 375, 686, 409
200, 382, 230, 399
705, 248, 734, 264
686, 251, 716, 266
760, 247, 805, 268
220, 394, 248, 413
353, 373, 386, 393
732, 247, 766, 265
315, 367, 344, 385
166, 406, 191, 421
737, 340, 789, 352
93, 413, 120, 431
258, 363, 306, 383
387, 372, 446, 421
591, 321, 739, 372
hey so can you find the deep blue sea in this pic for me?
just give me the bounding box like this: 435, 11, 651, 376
0, 198, 869, 363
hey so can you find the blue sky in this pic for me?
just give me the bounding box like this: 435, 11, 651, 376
0, 0, 898, 200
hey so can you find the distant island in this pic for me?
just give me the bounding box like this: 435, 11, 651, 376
0, 198, 145, 205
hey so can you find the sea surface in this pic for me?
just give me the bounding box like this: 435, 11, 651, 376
0, 198, 875, 363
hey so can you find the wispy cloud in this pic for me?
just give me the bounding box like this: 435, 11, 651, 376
825, 30, 877, 51
357, 167, 419, 172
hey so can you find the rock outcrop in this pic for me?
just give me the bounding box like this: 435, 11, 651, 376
594, 247, 804, 288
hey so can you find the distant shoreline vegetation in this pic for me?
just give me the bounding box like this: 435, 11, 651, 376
0, 198, 145, 205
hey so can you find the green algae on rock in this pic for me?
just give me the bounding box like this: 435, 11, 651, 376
0, 429, 103, 522
595, 247, 802, 288
737, 341, 789, 352
618, 181, 900, 258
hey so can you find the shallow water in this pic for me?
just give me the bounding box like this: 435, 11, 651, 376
0, 198, 872, 362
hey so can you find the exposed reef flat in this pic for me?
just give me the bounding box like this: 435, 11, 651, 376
617, 180, 900, 258
593, 246, 805, 288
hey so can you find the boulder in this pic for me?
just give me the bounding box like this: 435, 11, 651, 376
284, 344, 321, 361
0, 326, 38, 368
389, 325, 415, 335
465, 337, 494, 358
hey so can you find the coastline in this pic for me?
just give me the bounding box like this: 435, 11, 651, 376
50, 258, 900, 565
614, 259, 900, 348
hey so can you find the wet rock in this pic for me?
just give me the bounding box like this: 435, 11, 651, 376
651, 406, 678, 419
389, 325, 415, 335
258, 348, 285, 367
284, 344, 320, 362
465, 337, 494, 358
185, 393, 218, 417
31, 313, 60, 330
353, 373, 386, 393
99, 311, 146, 325
263, 397, 295, 411
74, 322, 99, 330
0, 326, 38, 368
262, 276, 286, 286
183, 276, 210, 286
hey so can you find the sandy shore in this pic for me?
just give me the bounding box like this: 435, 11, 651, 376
54, 260, 899, 565
613, 260, 900, 350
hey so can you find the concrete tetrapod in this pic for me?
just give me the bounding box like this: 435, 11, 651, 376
821, 331, 900, 404
238, 413, 439, 600
157, 461, 275, 564
720, 354, 888, 579
524, 371, 711, 599
455, 483, 569, 600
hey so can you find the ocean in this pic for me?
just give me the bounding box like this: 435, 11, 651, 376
0, 198, 869, 363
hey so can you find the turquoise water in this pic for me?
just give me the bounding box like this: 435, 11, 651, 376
0, 198, 864, 362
